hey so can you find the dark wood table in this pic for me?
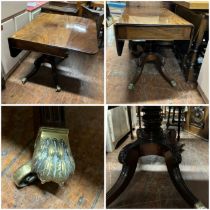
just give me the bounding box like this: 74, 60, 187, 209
174, 1, 208, 10
8, 13, 98, 91
107, 106, 207, 208
41, 2, 79, 16
114, 7, 194, 89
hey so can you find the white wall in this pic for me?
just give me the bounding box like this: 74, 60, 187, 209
197, 43, 209, 102
1, 1, 27, 20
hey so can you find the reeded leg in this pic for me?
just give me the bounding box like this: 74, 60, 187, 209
164, 151, 206, 208
107, 143, 139, 206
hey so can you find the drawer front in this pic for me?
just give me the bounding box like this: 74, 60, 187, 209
116, 25, 192, 41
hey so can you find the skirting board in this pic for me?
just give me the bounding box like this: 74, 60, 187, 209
197, 83, 209, 104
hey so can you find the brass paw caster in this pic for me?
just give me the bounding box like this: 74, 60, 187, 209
128, 83, 135, 90
21, 77, 27, 84
194, 201, 207, 209
13, 127, 75, 188
170, 80, 177, 87
13, 161, 37, 188
56, 85, 61, 92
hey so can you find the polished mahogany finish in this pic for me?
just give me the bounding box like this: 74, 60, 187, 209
114, 7, 193, 56
174, 1, 209, 10
107, 107, 206, 208
9, 13, 98, 58
8, 12, 98, 91
114, 7, 194, 89
117, 7, 193, 25
41, 4, 79, 16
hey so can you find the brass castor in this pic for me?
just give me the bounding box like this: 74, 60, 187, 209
170, 80, 177, 87
21, 77, 27, 84
56, 85, 61, 92
128, 83, 135, 90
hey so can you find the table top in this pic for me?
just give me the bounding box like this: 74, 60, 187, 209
115, 7, 193, 26
174, 1, 209, 10
41, 4, 79, 14
10, 13, 98, 54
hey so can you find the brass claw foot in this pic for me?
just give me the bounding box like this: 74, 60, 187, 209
21, 77, 27, 84
128, 83, 135, 90
170, 80, 177, 87
56, 85, 61, 92
13, 127, 75, 188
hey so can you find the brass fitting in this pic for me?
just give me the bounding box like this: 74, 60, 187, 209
13, 127, 75, 187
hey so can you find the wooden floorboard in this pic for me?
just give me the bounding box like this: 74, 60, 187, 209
106, 24, 205, 104
1, 107, 104, 208
2, 49, 104, 104
106, 124, 209, 208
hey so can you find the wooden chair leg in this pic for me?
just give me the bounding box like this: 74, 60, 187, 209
164, 151, 206, 209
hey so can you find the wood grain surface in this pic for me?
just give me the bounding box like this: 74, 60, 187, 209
114, 7, 193, 55
9, 13, 98, 56
116, 7, 193, 26
174, 1, 209, 10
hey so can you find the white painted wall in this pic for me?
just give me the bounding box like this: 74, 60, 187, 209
1, 1, 27, 20
197, 43, 209, 101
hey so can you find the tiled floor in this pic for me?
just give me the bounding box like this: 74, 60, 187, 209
2, 107, 104, 208
2, 48, 104, 104
106, 126, 209, 208
106, 24, 205, 104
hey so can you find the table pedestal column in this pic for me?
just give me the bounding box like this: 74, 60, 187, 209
22, 54, 63, 92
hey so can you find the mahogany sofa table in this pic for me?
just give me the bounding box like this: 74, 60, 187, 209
114, 7, 194, 90
8, 13, 98, 91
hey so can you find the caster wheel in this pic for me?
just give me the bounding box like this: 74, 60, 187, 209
161, 57, 165, 65
128, 83, 135, 90
56, 85, 61, 92
170, 80, 176, 87
21, 78, 27, 84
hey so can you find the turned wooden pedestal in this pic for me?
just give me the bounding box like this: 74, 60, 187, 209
107, 106, 206, 208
